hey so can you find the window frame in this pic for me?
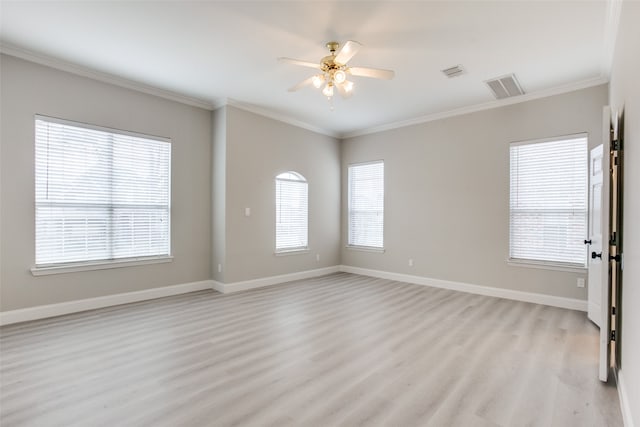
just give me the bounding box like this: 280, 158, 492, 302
31, 115, 172, 275
508, 133, 588, 271
274, 171, 309, 254
347, 160, 385, 251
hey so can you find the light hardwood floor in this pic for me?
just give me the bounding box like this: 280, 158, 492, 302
0, 273, 623, 426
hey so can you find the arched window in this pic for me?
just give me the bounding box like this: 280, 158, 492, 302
275, 171, 308, 252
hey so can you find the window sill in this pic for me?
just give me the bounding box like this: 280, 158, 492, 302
274, 248, 310, 256
506, 258, 586, 273
346, 245, 385, 253
31, 255, 174, 276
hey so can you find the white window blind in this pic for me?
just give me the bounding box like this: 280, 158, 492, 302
509, 135, 587, 266
348, 161, 384, 248
35, 116, 171, 266
275, 172, 308, 251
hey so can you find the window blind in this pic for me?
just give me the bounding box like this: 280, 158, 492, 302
348, 161, 384, 248
509, 135, 587, 266
35, 116, 171, 265
275, 172, 308, 251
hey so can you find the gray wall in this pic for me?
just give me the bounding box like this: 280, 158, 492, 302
0, 51, 613, 317
341, 85, 608, 300
0, 55, 212, 311
221, 106, 341, 283
609, 1, 640, 424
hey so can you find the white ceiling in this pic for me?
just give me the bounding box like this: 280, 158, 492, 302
0, 1, 617, 136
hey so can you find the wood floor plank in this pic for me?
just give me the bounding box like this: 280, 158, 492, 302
0, 273, 623, 427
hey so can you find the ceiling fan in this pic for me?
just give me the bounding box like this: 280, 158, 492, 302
278, 41, 395, 101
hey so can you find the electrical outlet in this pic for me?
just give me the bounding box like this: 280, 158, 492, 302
316, 253, 320, 262
408, 258, 414, 267
577, 277, 585, 288
244, 207, 251, 217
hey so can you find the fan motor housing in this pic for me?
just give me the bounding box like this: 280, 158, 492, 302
321, 41, 347, 70
321, 56, 347, 72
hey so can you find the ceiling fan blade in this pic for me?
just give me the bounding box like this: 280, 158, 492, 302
336, 82, 353, 99
348, 66, 395, 80
334, 40, 362, 65
288, 76, 315, 92
278, 57, 321, 69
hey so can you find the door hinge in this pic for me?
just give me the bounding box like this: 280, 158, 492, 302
610, 232, 617, 246
612, 306, 616, 316
610, 330, 616, 341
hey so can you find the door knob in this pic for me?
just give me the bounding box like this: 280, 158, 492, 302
591, 251, 602, 259
584, 239, 592, 245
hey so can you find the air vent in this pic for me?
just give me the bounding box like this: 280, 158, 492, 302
485, 74, 524, 99
441, 65, 465, 78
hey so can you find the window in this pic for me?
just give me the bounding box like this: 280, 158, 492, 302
348, 161, 384, 249
35, 116, 171, 266
275, 171, 308, 252
509, 134, 587, 267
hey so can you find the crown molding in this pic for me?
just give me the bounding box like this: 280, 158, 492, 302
224, 99, 340, 138
0, 42, 335, 138
0, 43, 218, 111
340, 76, 609, 139
1, 42, 611, 141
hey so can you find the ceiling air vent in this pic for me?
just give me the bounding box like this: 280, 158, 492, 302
485, 74, 524, 99
441, 65, 465, 78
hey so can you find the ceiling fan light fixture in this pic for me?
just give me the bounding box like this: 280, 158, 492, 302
312, 74, 324, 88
343, 80, 354, 93
322, 83, 334, 97
334, 69, 346, 84
280, 40, 393, 104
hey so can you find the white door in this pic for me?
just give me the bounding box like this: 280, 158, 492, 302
587, 107, 611, 382
587, 143, 607, 327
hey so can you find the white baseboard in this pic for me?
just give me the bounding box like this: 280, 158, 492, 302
0, 280, 214, 326
210, 280, 226, 293
212, 266, 341, 293
0, 265, 588, 326
338, 265, 588, 311
617, 369, 636, 427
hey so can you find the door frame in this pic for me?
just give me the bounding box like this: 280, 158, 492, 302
610, 109, 624, 371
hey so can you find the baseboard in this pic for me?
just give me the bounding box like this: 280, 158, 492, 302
338, 265, 588, 311
0, 265, 588, 325
213, 266, 341, 293
210, 280, 226, 293
0, 280, 215, 326
617, 369, 636, 427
